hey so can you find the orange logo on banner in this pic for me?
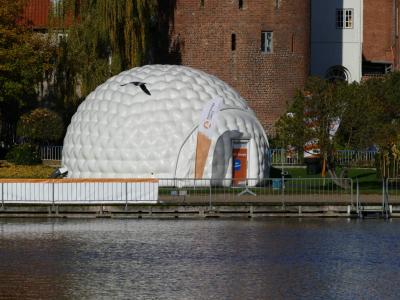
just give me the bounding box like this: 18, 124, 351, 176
203, 120, 211, 129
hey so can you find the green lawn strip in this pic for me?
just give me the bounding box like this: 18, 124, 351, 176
0, 162, 55, 179
276, 166, 382, 194
0, 162, 384, 195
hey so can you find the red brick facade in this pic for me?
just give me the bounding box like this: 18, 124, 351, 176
363, 0, 399, 66
22, 0, 51, 30
171, 0, 310, 131
363, 0, 400, 73
21, 1, 399, 130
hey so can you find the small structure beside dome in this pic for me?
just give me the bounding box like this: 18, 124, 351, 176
62, 65, 269, 186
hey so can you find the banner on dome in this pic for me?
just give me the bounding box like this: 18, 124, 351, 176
195, 97, 223, 178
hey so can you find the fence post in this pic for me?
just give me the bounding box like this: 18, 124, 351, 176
382, 178, 386, 217
350, 178, 353, 208
281, 172, 285, 208
125, 182, 128, 210
383, 178, 389, 219
52, 181, 55, 211
1, 182, 3, 209
356, 178, 360, 216
209, 182, 212, 209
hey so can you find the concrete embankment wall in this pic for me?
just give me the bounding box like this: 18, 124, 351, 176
1, 203, 398, 219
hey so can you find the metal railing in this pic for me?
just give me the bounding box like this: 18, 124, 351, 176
40, 146, 377, 167
0, 179, 158, 205
335, 150, 377, 167
270, 148, 377, 167
386, 178, 400, 204
40, 146, 63, 161
355, 178, 391, 218
270, 148, 302, 165
158, 178, 353, 206
0, 178, 353, 207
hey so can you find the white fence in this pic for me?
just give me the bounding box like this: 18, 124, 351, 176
269, 148, 377, 167
0, 178, 353, 206
41, 146, 63, 161
0, 179, 158, 204
40, 146, 377, 167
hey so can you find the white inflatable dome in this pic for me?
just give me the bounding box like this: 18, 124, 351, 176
62, 65, 269, 180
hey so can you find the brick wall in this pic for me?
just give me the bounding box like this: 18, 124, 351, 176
171, 0, 310, 131
363, 0, 395, 64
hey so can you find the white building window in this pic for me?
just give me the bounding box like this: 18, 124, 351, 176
52, 0, 63, 16
57, 33, 68, 44
336, 9, 353, 29
261, 31, 273, 53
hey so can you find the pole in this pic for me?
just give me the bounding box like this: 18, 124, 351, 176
209, 181, 212, 209
1, 183, 3, 209
52, 181, 55, 211
281, 171, 285, 208
125, 182, 128, 211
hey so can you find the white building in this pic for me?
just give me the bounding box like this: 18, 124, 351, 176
311, 0, 363, 82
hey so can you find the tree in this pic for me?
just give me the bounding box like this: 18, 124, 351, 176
275, 77, 345, 173
0, 0, 53, 144
51, 0, 158, 123
17, 108, 64, 145
276, 73, 400, 178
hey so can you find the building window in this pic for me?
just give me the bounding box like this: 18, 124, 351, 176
231, 33, 236, 51
261, 31, 273, 53
51, 0, 63, 16
336, 9, 353, 29
200, 0, 204, 8
325, 65, 350, 82
239, 0, 243, 9
57, 33, 68, 44
275, 0, 280, 9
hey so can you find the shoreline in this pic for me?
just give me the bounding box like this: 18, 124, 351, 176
0, 202, 396, 219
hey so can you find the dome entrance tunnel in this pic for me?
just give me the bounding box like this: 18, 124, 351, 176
62, 65, 270, 186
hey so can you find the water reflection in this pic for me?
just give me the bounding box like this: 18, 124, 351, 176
1, 218, 400, 299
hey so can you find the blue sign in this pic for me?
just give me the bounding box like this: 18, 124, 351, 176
234, 159, 241, 171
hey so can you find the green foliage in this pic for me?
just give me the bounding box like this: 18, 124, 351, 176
275, 77, 344, 167
0, 0, 54, 141
17, 108, 64, 144
5, 144, 41, 165
276, 72, 400, 178
51, 0, 158, 122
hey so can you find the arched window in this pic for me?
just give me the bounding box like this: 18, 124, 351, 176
325, 65, 351, 82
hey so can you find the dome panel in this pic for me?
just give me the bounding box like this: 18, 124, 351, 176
63, 65, 266, 178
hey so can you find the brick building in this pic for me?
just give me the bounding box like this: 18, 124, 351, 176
22, 0, 51, 31
363, 0, 400, 76
20, 0, 400, 131
170, 0, 310, 131
311, 0, 400, 82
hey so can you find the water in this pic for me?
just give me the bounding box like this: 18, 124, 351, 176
1, 218, 400, 300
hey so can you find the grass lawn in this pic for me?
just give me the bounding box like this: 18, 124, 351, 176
0, 161, 384, 194
275, 166, 382, 193
0, 161, 55, 178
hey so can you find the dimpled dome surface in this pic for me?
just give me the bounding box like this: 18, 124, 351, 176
63, 65, 255, 178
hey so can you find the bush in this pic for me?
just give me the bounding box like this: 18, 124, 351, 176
5, 144, 41, 165
17, 108, 64, 144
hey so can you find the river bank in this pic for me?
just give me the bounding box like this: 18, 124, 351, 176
0, 201, 397, 218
